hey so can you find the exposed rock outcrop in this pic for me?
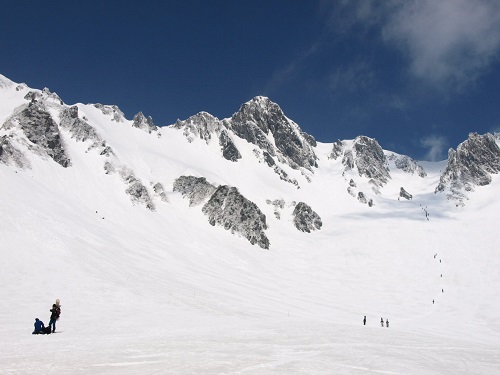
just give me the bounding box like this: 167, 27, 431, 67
329, 140, 344, 160
60, 106, 114, 156
93, 104, 125, 122
436, 132, 500, 204
174, 112, 241, 162
173, 176, 217, 206
5, 102, 70, 167
202, 185, 269, 249
123, 173, 155, 210
0, 135, 30, 168
388, 154, 426, 177
132, 112, 158, 134
228, 96, 317, 171
152, 182, 169, 203
400, 187, 413, 200
352, 136, 390, 187
292, 202, 322, 233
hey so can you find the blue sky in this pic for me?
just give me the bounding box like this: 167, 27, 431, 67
2, 0, 500, 160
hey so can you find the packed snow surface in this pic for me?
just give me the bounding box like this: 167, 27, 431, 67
1, 75, 499, 374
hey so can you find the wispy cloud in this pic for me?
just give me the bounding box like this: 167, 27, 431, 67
421, 135, 448, 161
328, 61, 375, 94
263, 42, 322, 95
382, 0, 500, 90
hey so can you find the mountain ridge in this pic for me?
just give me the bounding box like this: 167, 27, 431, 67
1, 73, 500, 248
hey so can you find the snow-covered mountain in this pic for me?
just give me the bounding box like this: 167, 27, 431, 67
1, 73, 500, 374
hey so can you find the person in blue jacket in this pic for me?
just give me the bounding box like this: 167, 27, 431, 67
32, 318, 45, 334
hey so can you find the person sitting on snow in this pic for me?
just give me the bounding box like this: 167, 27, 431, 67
32, 318, 45, 334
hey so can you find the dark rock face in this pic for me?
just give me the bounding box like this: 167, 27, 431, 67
342, 150, 355, 170
358, 192, 367, 204
229, 97, 317, 171
152, 182, 168, 202
173, 176, 217, 206
0, 135, 29, 168
93, 104, 124, 122
15, 103, 70, 167
124, 174, 154, 210
174, 112, 241, 162
329, 140, 344, 160
389, 154, 426, 177
353, 136, 390, 186
400, 187, 413, 200
60, 106, 114, 156
202, 185, 269, 249
132, 112, 158, 133
218, 130, 241, 162
436, 132, 500, 203
174, 112, 219, 143
258, 150, 300, 188
292, 202, 322, 233
301, 131, 317, 147
60, 106, 100, 144
24, 88, 63, 105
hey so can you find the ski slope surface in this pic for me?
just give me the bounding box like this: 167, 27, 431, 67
1, 74, 499, 374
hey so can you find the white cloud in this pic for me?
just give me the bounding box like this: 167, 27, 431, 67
383, 0, 500, 90
421, 135, 448, 161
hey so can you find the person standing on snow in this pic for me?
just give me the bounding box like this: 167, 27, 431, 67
381, 318, 384, 327
363, 316, 366, 325
386, 319, 389, 328
49, 303, 61, 333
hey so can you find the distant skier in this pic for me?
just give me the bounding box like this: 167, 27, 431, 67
386, 319, 389, 328
380, 318, 384, 327
433, 299, 435, 304
363, 316, 366, 325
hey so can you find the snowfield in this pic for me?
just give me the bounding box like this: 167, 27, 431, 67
1, 74, 499, 374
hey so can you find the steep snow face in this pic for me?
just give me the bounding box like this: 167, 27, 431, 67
436, 132, 500, 204
0, 73, 15, 89
228, 96, 318, 171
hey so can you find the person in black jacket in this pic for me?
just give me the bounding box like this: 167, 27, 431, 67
49, 304, 61, 333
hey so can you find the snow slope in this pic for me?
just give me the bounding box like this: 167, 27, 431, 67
1, 74, 499, 374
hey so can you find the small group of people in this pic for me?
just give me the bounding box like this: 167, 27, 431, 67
363, 316, 389, 327
32, 299, 61, 335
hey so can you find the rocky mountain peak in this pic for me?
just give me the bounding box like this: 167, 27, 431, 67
229, 96, 317, 171
351, 136, 390, 186
436, 132, 500, 204
132, 112, 158, 133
